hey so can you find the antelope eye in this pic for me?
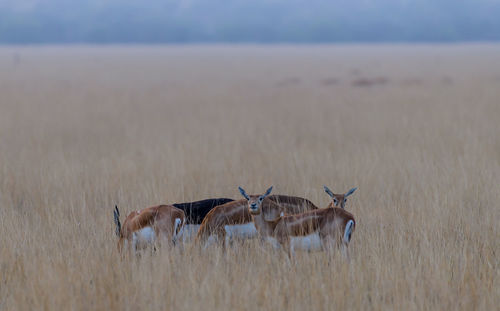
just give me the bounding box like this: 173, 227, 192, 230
259, 197, 263, 202
333, 198, 338, 204
344, 198, 347, 203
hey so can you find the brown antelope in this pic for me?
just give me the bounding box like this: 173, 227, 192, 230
171, 197, 234, 242
239, 186, 356, 258
113, 204, 186, 253
195, 187, 318, 247
323, 185, 357, 209
263, 186, 356, 251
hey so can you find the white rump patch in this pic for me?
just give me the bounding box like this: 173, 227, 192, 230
290, 233, 322, 252
172, 218, 183, 242
174, 218, 182, 228
343, 220, 354, 244
224, 223, 257, 239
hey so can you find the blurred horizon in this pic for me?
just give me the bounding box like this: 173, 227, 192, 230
1, 0, 500, 44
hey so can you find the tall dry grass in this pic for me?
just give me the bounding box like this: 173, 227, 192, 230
0, 45, 499, 310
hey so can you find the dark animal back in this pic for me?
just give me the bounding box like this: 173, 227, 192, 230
173, 198, 234, 224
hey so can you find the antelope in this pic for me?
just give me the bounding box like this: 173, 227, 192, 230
195, 188, 318, 247
171, 197, 234, 241
323, 185, 357, 209
113, 204, 186, 253
267, 187, 357, 251
239, 186, 356, 259
281, 186, 356, 251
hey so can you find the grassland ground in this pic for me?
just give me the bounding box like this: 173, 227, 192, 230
0, 45, 499, 310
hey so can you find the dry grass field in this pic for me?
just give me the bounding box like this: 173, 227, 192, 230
0, 45, 499, 310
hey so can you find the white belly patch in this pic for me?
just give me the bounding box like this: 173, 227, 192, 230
290, 233, 322, 252
132, 226, 155, 249
224, 223, 257, 239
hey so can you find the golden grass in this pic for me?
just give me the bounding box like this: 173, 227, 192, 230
0, 45, 499, 310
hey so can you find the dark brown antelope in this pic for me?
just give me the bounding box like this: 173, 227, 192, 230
113, 204, 185, 253
239, 186, 356, 259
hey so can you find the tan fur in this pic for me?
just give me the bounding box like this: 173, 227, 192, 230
267, 194, 319, 214
117, 204, 185, 253
195, 200, 251, 244
326, 194, 349, 209
323, 187, 357, 209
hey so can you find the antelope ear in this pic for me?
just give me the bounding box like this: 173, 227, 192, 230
238, 186, 250, 200
264, 186, 273, 197
323, 185, 335, 198
345, 187, 357, 197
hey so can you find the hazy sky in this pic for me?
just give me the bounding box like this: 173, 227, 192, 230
1, 0, 500, 43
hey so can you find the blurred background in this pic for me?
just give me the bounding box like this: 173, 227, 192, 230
1, 0, 500, 44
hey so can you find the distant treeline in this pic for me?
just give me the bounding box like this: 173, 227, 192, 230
1, 0, 500, 43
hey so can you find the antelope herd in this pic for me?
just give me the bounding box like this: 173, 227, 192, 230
113, 186, 357, 259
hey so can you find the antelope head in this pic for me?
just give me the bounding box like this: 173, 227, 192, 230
238, 186, 274, 215
323, 185, 357, 209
